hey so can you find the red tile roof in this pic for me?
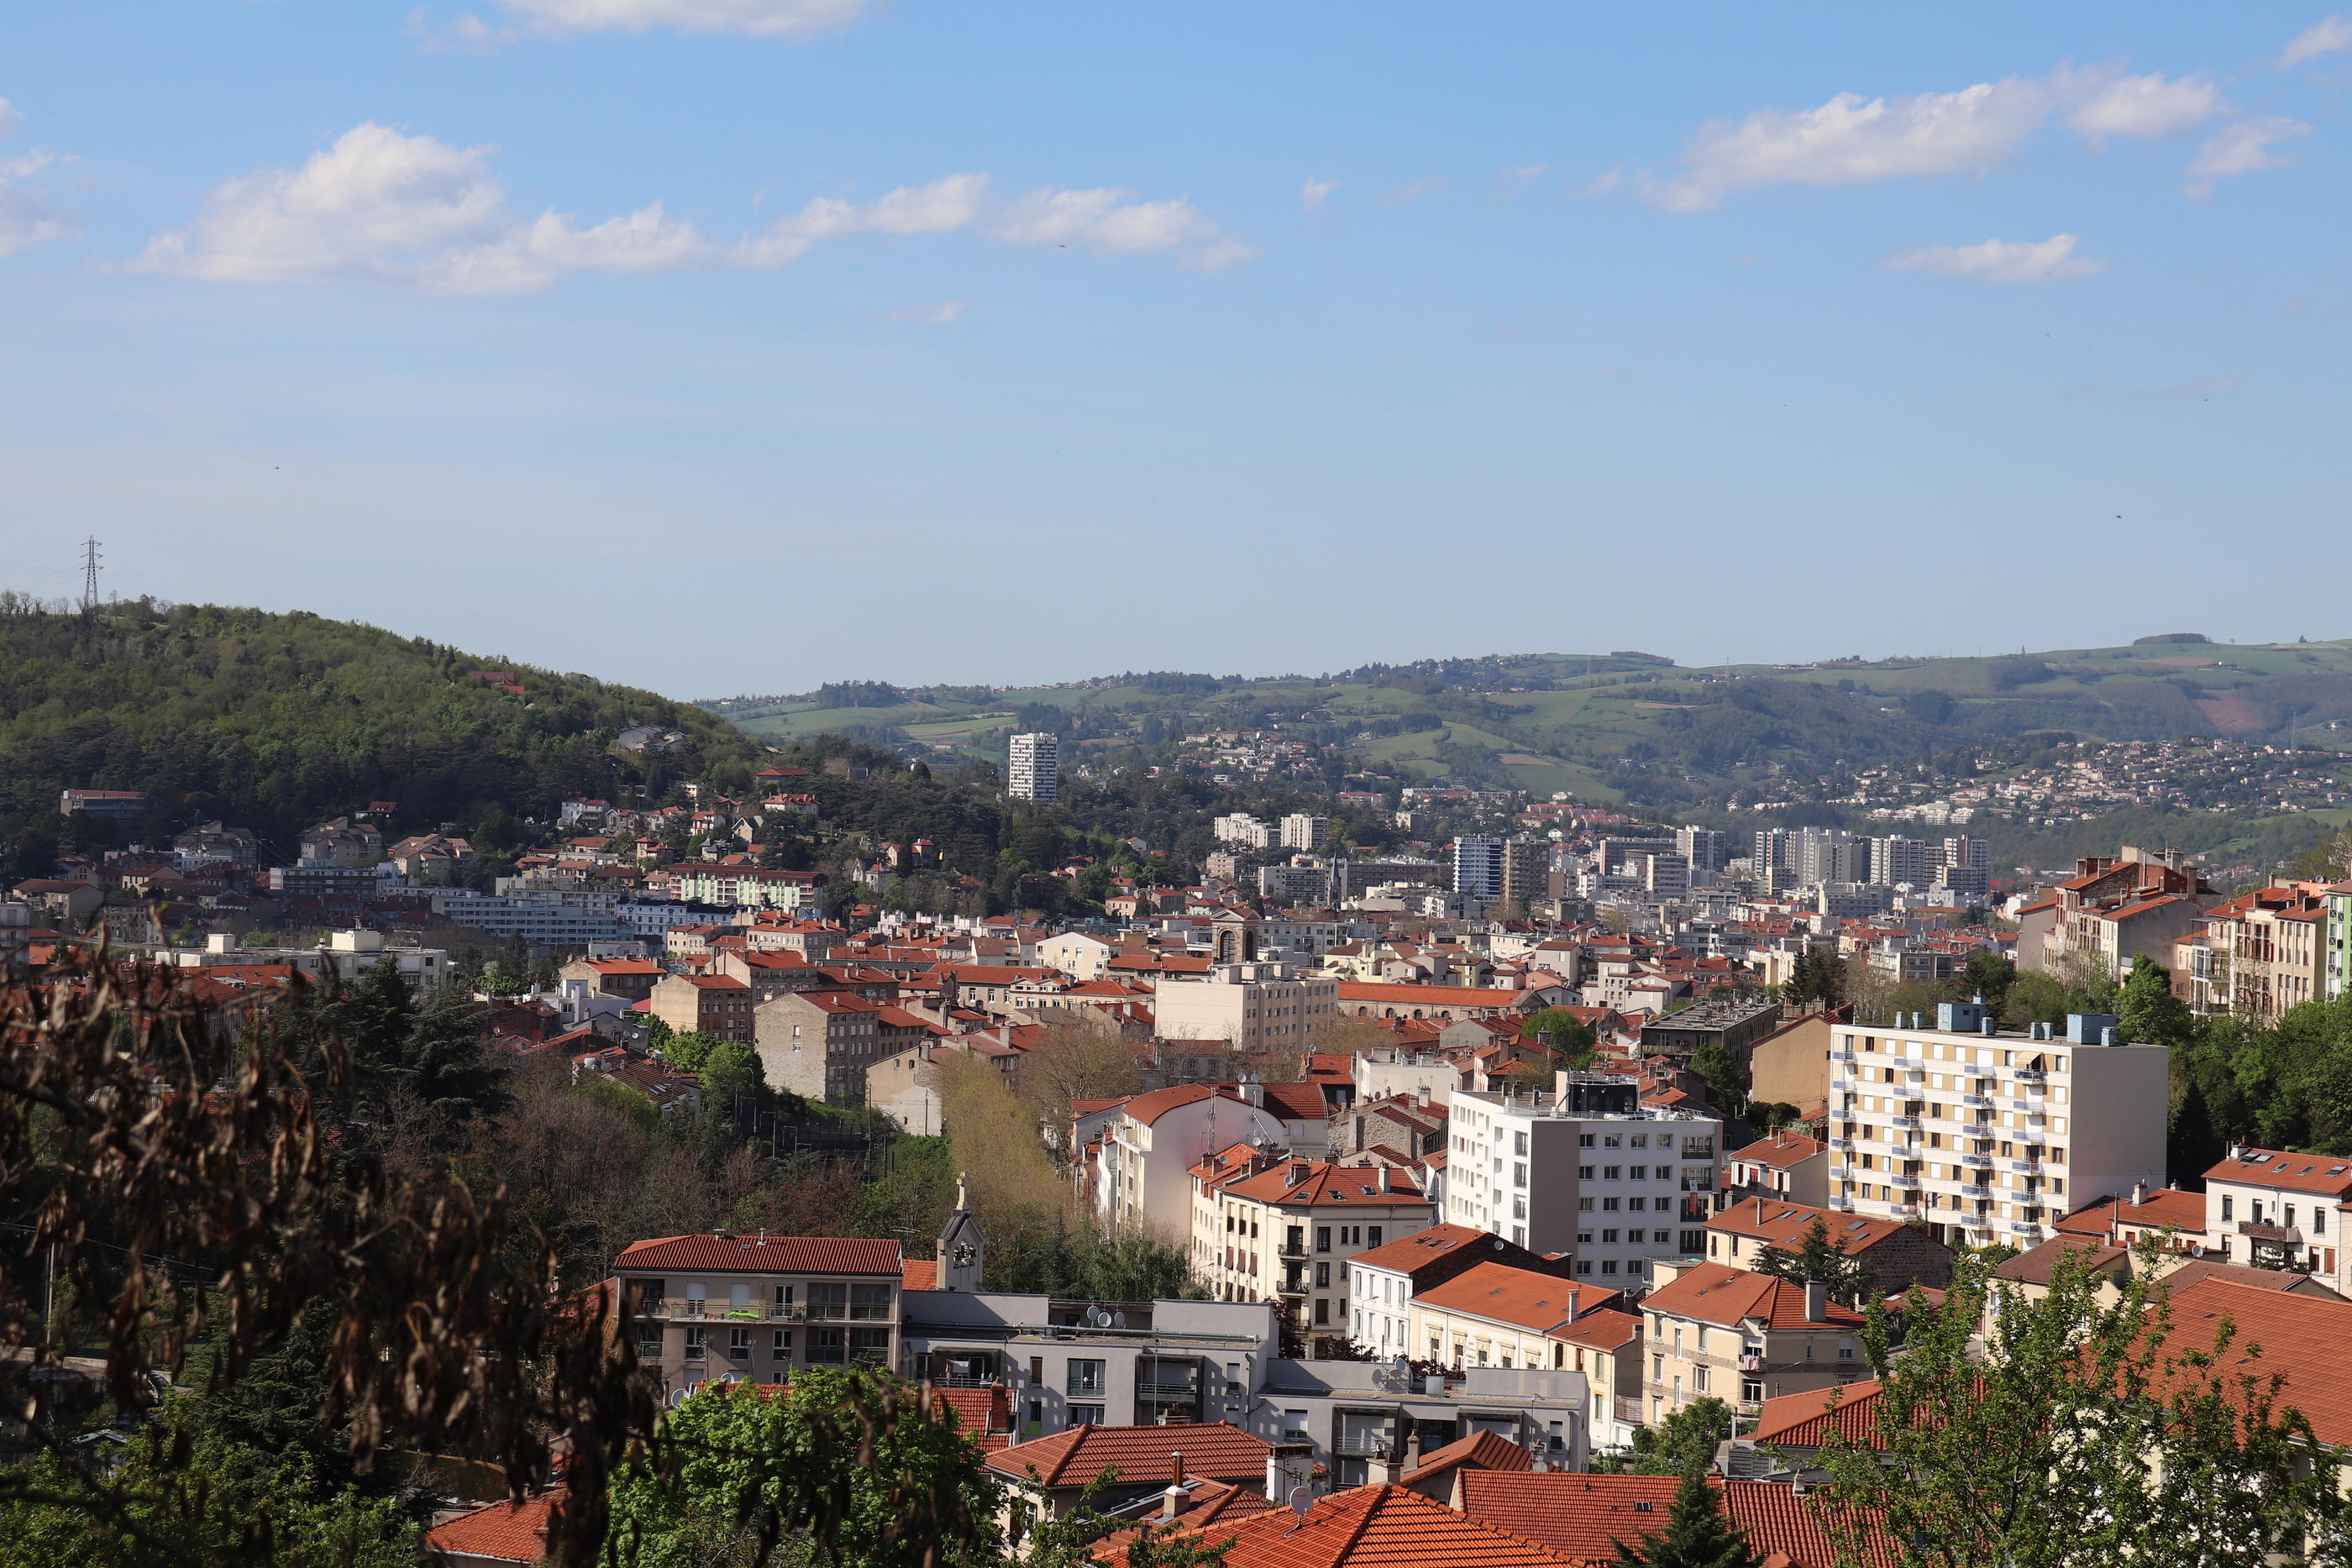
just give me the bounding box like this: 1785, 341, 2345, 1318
1642, 1261, 1865, 1330
902, 1260, 937, 1290
2144, 1277, 2352, 1445
1413, 1262, 1622, 1335
1092, 1479, 1277, 1558
423, 1488, 564, 1562
1336, 982, 1530, 1009
612, 1235, 902, 1275
1452, 1473, 1678, 1563
1347, 1224, 1511, 1280
1119, 1084, 1245, 1128
1115, 1482, 1589, 1568
1730, 1130, 1824, 1170
2202, 1146, 2352, 1198
988, 1423, 1269, 1489
1256, 1081, 1336, 1121
1707, 1198, 1914, 1254
1748, 1379, 1886, 1448
1548, 1307, 1641, 1354
1399, 1428, 1532, 1484
1218, 1160, 1426, 1208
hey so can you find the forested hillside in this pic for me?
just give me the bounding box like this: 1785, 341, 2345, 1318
0, 597, 762, 871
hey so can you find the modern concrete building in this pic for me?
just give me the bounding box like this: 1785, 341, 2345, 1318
614, 1234, 905, 1394
1007, 731, 1059, 803
1445, 1077, 1724, 1279
1152, 961, 1339, 1059
1279, 813, 1327, 852
1452, 836, 1504, 900
1826, 1003, 2169, 1250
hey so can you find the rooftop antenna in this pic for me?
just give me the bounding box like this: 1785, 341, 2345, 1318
79, 536, 103, 614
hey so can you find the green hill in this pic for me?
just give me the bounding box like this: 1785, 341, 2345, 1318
0, 599, 763, 870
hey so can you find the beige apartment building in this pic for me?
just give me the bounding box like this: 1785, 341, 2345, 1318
1639, 1261, 1866, 1424
1190, 1149, 1432, 1350
1828, 1002, 2168, 1251
613, 1234, 904, 1393
2176, 885, 2330, 1020
1153, 960, 1340, 1059
1405, 1261, 1624, 1371
756, 989, 885, 1106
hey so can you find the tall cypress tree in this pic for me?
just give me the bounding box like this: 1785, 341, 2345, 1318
1609, 1465, 1761, 1568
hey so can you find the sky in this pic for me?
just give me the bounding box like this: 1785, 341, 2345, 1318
3, 3, 2348, 697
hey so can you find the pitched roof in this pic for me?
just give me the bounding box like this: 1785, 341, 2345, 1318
1413, 1262, 1620, 1335
612, 1235, 902, 1275
1641, 1261, 1865, 1331
1719, 1477, 1898, 1568
2202, 1146, 2352, 1197
902, 1259, 937, 1290
1116, 1482, 1589, 1568
1730, 1130, 1824, 1169
422, 1488, 564, 1562
2143, 1278, 2352, 1445
1119, 1084, 1244, 1127
1256, 1081, 1336, 1121
1548, 1307, 1641, 1354
1748, 1379, 1887, 1448
988, 1423, 1270, 1488
1092, 1479, 1276, 1558
1219, 1160, 1427, 1209
1348, 1224, 1514, 1280
1335, 982, 1528, 1009
1452, 1473, 1679, 1563
1992, 1235, 2131, 1287
1399, 1428, 1532, 1484
1707, 1198, 1914, 1254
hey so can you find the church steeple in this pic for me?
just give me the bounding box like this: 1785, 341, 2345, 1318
937, 1169, 985, 1292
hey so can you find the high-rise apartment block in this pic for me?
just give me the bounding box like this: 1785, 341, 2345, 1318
1007, 732, 1059, 802
1446, 1078, 1723, 1282
1452, 836, 1504, 899
1501, 837, 1551, 907
1827, 1003, 2167, 1251
1675, 826, 1729, 874
1279, 813, 1326, 852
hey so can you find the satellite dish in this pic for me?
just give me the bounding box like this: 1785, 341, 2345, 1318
1089, 1307, 1112, 1327
668, 1387, 692, 1408
1289, 1486, 1314, 1518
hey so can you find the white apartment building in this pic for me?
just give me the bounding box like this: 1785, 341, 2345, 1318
1189, 1151, 1433, 1345
1279, 813, 1327, 852
1213, 813, 1274, 849
1152, 961, 1339, 1057
1096, 1085, 1289, 1241
1446, 1078, 1724, 1282
1452, 836, 1504, 899
1008, 732, 1059, 802
1827, 1002, 2168, 1250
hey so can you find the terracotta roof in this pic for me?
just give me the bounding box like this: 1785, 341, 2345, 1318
1720, 1477, 1897, 1568
1730, 1130, 1824, 1169
1336, 982, 1528, 1009
1399, 1428, 1532, 1484
1119, 1084, 1245, 1128
1749, 1380, 1886, 1448
2203, 1147, 2352, 1198
1347, 1224, 1510, 1279
2155, 1258, 2344, 1298
1218, 1160, 1426, 1209
988, 1423, 1269, 1489
1642, 1261, 1865, 1330
1452, 1473, 1678, 1563
1992, 1235, 2131, 1287
1548, 1306, 1641, 1354
1707, 1198, 1913, 1254
1413, 1262, 1620, 1335
1256, 1081, 1335, 1121
2058, 1187, 2208, 1238
2145, 1279, 2352, 1445
902, 1260, 937, 1290
423, 1488, 564, 1562
613, 1235, 902, 1275
1115, 1482, 1589, 1568
1092, 1479, 1276, 1558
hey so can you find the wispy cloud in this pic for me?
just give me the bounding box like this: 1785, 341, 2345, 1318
2280, 13, 2352, 67
2146, 375, 2242, 400
1380, 177, 1446, 205
1878, 233, 2106, 284
125, 125, 1256, 293
1646, 64, 2222, 212
415, 0, 873, 45
1569, 168, 1623, 198
0, 98, 76, 258
882, 300, 964, 324
1501, 164, 1548, 184
2184, 117, 2312, 198
1299, 177, 1338, 212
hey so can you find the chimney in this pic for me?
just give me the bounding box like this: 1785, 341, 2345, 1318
1163, 1452, 1186, 1520
1804, 1279, 1828, 1323
2132, 1179, 2149, 1208
1289, 1162, 1310, 1188
1378, 1167, 1391, 1193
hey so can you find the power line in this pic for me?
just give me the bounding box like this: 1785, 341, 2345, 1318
80, 536, 103, 613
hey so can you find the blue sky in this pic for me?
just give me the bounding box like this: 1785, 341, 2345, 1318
4, 3, 2346, 695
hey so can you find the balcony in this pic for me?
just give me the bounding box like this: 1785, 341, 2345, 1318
1139, 1382, 1203, 1401
1890, 1116, 1923, 1130
1737, 1353, 1764, 1372
1830, 1138, 1854, 1151
2013, 1067, 2047, 1083
1332, 1432, 1394, 1456
2239, 1220, 2302, 1245
1961, 1093, 1990, 1108
1961, 1152, 1992, 1168
1830, 1078, 1852, 1093
1830, 1050, 1856, 1063
1615, 1397, 1646, 1425
637, 1298, 807, 1323
1278, 1243, 1309, 1260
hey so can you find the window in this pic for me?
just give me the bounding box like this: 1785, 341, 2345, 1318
1578, 1166, 1595, 1180
1602, 1260, 1619, 1274
684, 1326, 707, 1361
1068, 1360, 1106, 1396
729, 1327, 751, 1355
1314, 1298, 1330, 1324
1630, 1166, 1647, 1181
808, 1283, 848, 1320
1513, 1163, 1528, 1187
1576, 1261, 1593, 1276
1315, 1262, 1331, 1287
772, 1284, 794, 1312
1603, 1198, 1620, 1211
1604, 1166, 1621, 1181
850, 1284, 892, 1320
1368, 1226, 1383, 1247
1579, 1134, 1595, 1147
1578, 1197, 1595, 1211
851, 1329, 890, 1364
1578, 1231, 1594, 1245
1314, 1226, 1331, 1253
806, 1328, 845, 1364
1514, 1130, 1528, 1156
1069, 1404, 1104, 1426
772, 1330, 791, 1355
1601, 1227, 1620, 1242
2222, 1196, 2234, 1222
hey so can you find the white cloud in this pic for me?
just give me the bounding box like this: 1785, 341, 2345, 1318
2281, 14, 2352, 67
0, 98, 76, 258
1651, 66, 2222, 211
1299, 178, 1337, 212
1503, 164, 1548, 184
882, 299, 964, 324
492, 0, 872, 37
129, 127, 1252, 292
2184, 117, 2312, 198
2066, 71, 2223, 142
1878, 233, 2107, 284
1380, 178, 1446, 205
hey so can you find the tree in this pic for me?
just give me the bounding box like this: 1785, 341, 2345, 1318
1752, 1217, 1874, 1308
700, 1038, 769, 1114
1957, 951, 2018, 1014
1630, 1398, 1731, 1476
1607, 1464, 1761, 1568
1522, 1008, 1599, 1062
1688, 1042, 1748, 1118
1782, 948, 1844, 1011
604, 1371, 1003, 1568
659, 1029, 728, 1074
1812, 1242, 2342, 1567
1014, 1020, 1145, 1155
2117, 954, 2192, 1048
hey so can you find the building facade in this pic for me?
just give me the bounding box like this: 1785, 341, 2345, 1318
615, 1234, 905, 1394
1008, 732, 1060, 803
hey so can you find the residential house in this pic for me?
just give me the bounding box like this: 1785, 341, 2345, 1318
612, 1234, 904, 1394
1638, 1261, 1868, 1424
1103, 1481, 1594, 1568
647, 973, 757, 1043
1096, 1086, 1288, 1243
1549, 1307, 1644, 1454
1704, 1198, 1954, 1298
1408, 1262, 1625, 1373
755, 989, 885, 1106
1345, 1223, 1572, 1361
988, 1424, 1277, 1528
1725, 1130, 1829, 1207
1189, 1151, 1433, 1348
2180, 886, 2331, 1020
2201, 1144, 2352, 1282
